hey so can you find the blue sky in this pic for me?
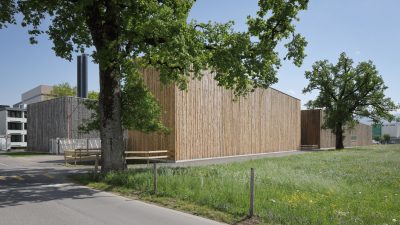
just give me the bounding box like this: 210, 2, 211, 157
0, 0, 399, 109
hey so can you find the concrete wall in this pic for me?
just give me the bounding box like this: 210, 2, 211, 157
22, 85, 53, 105
0, 110, 6, 134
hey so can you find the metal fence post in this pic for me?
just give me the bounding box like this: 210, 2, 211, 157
94, 153, 99, 174
249, 168, 255, 217
153, 163, 158, 194
57, 138, 60, 155
86, 138, 89, 155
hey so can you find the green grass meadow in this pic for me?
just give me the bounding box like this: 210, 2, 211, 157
74, 145, 400, 224
0, 151, 49, 157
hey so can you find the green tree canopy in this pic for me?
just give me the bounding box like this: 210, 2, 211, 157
50, 82, 76, 98
383, 134, 391, 144
1, 0, 309, 171
87, 90, 99, 100
303, 52, 398, 149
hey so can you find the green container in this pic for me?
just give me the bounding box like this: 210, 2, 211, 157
372, 125, 382, 138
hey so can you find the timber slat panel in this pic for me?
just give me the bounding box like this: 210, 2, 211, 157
127, 69, 176, 160
125, 150, 168, 154
125, 156, 168, 160
27, 97, 99, 152
128, 70, 300, 161
128, 69, 301, 161
301, 109, 372, 149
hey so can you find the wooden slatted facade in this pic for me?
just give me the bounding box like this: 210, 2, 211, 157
128, 70, 301, 161
27, 97, 99, 152
301, 109, 372, 149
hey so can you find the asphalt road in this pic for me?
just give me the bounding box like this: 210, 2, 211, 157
0, 154, 223, 225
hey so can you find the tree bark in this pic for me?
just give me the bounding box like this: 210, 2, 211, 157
85, 1, 126, 172
98, 64, 125, 172
335, 123, 344, 150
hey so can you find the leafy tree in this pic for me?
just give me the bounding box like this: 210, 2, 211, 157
383, 134, 391, 144
1, 0, 309, 171
50, 82, 76, 98
303, 53, 398, 149
88, 91, 99, 100
373, 136, 382, 143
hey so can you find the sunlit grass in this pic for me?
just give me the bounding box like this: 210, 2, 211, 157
73, 145, 400, 224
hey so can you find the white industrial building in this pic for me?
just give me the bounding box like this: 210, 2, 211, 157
1, 85, 53, 150
0, 106, 27, 150
381, 122, 400, 143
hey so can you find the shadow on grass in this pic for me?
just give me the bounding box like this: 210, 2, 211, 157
232, 215, 262, 225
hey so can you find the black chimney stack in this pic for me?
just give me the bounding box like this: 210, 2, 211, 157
77, 54, 88, 98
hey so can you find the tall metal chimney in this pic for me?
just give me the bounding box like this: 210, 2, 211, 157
77, 55, 82, 97
77, 54, 88, 98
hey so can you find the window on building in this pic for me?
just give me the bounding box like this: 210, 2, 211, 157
10, 135, 22, 142
7, 110, 22, 118
8, 122, 22, 130
351, 135, 357, 141
24, 112, 27, 118
24, 135, 27, 142
24, 123, 27, 130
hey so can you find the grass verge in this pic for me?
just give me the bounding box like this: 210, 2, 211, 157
0, 151, 49, 157
72, 145, 400, 225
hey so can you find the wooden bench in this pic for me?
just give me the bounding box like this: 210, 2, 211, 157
64, 148, 101, 165
300, 145, 319, 150
125, 150, 169, 164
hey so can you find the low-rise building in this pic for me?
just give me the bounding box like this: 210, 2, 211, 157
27, 96, 99, 152
381, 122, 400, 143
0, 105, 27, 150
301, 109, 372, 149
15, 85, 54, 107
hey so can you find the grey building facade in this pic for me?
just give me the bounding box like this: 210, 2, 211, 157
0, 106, 27, 150
16, 85, 54, 106
27, 96, 99, 152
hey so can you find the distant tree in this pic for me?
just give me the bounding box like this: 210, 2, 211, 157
373, 136, 382, 143
88, 91, 99, 100
1, 0, 309, 171
50, 82, 76, 98
303, 53, 398, 149
383, 134, 391, 144
395, 116, 400, 123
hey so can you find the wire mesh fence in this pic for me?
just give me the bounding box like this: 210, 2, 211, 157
49, 138, 101, 154
0, 136, 9, 151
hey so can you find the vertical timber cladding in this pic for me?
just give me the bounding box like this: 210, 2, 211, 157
301, 109, 321, 147
128, 69, 301, 161
301, 109, 372, 149
27, 97, 98, 152
127, 69, 176, 160
174, 71, 301, 161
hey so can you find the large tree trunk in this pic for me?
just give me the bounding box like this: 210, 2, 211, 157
98, 65, 125, 172
335, 123, 344, 149
85, 1, 125, 172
